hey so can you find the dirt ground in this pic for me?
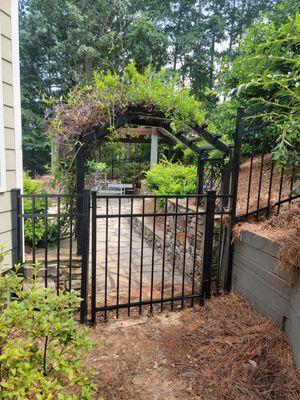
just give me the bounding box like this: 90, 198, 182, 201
85, 294, 300, 400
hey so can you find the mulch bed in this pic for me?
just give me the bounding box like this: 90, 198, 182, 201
86, 293, 300, 399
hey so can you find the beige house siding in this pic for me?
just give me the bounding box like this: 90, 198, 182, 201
0, 0, 22, 266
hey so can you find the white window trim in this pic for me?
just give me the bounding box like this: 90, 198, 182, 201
0, 11, 6, 193
11, 0, 23, 190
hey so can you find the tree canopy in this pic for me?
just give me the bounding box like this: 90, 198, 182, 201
214, 0, 300, 165
19, 0, 273, 174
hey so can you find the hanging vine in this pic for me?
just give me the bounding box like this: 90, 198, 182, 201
49, 63, 218, 193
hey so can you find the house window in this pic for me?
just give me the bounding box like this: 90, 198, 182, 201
0, 15, 6, 193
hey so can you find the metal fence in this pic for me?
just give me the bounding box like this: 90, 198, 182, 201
11, 189, 90, 323
235, 115, 299, 221
90, 191, 232, 322
13, 189, 234, 323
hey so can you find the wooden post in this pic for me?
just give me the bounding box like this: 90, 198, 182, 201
150, 128, 158, 169
197, 150, 205, 195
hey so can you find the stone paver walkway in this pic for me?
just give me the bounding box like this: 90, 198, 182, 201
92, 198, 187, 306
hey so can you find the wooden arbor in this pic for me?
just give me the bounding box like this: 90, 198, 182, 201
75, 105, 231, 197
75, 105, 233, 254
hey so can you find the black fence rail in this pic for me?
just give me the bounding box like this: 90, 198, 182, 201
11, 189, 90, 323
235, 114, 299, 221
90, 191, 232, 322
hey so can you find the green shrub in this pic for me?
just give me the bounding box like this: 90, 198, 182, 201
145, 158, 197, 196
86, 160, 107, 173
0, 261, 95, 399
23, 173, 58, 248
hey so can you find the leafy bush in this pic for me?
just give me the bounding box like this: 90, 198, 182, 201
23, 173, 58, 247
145, 158, 197, 196
86, 160, 107, 173
219, 3, 300, 167
0, 262, 95, 399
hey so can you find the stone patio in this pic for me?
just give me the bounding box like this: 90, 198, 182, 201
93, 198, 193, 307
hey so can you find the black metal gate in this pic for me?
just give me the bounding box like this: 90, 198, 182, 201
11, 190, 91, 323
89, 191, 232, 322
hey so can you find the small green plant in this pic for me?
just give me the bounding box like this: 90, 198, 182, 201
0, 256, 95, 399
145, 158, 197, 196
86, 160, 107, 173
23, 173, 58, 248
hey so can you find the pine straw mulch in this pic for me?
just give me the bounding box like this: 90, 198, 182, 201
236, 154, 299, 217
86, 293, 300, 400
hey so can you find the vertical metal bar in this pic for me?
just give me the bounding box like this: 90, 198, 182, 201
256, 134, 267, 220
222, 163, 231, 207
246, 144, 255, 215
201, 190, 216, 300
76, 145, 86, 256
150, 197, 157, 314
56, 197, 61, 294
191, 196, 200, 307
32, 197, 36, 265
44, 197, 48, 288
91, 190, 97, 324
226, 107, 244, 292
277, 167, 285, 214
104, 197, 109, 320
160, 198, 168, 312
216, 211, 224, 294
289, 165, 295, 205
80, 189, 90, 324
116, 197, 121, 318
266, 161, 274, 218
11, 189, 23, 266
68, 196, 73, 291
139, 197, 145, 314
171, 197, 179, 310
181, 197, 189, 308
128, 197, 133, 316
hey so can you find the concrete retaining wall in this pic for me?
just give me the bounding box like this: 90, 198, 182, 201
232, 230, 300, 373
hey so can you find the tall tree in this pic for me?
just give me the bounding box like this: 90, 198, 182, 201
19, 0, 274, 174
19, 0, 167, 174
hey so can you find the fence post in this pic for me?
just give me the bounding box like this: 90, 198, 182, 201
80, 189, 90, 324
221, 163, 231, 207
201, 190, 216, 300
90, 189, 97, 324
225, 107, 244, 292
76, 145, 86, 256
11, 189, 23, 266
